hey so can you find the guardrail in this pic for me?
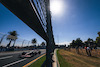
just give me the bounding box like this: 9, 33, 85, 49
0, 33, 31, 47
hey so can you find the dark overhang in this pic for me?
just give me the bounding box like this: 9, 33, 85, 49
0, 0, 48, 41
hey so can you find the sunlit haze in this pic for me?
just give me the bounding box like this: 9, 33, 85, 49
50, 0, 65, 16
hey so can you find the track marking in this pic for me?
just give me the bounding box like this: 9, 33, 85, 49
0, 56, 13, 60
23, 54, 46, 67
3, 58, 27, 67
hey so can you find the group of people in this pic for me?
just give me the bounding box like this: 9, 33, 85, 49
67, 45, 98, 57
75, 45, 97, 56
85, 45, 97, 56
85, 46, 92, 56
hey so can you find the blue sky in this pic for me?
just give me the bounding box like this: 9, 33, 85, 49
0, 0, 100, 46
0, 3, 45, 46
51, 0, 100, 45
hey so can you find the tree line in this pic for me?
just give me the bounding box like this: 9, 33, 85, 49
67, 32, 100, 56
69, 32, 100, 48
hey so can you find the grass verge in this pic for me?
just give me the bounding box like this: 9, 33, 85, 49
28, 55, 46, 67
59, 49, 100, 67
57, 49, 71, 67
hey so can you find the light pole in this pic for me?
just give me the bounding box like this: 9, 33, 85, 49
28, 41, 30, 46
0, 34, 6, 45
22, 40, 25, 47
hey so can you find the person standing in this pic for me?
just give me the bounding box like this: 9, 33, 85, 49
87, 46, 91, 56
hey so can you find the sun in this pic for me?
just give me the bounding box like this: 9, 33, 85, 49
50, 0, 64, 16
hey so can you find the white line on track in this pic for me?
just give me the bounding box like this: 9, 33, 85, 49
0, 56, 13, 60
2, 58, 27, 67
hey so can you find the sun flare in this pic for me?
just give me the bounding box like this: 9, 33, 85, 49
50, 0, 64, 16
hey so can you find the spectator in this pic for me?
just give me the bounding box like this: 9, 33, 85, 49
86, 46, 91, 56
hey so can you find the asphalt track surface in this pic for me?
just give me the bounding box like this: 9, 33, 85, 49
0, 49, 46, 67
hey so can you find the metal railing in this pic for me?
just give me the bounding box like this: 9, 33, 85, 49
0, 32, 33, 51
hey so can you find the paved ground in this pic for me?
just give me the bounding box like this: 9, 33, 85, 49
0, 49, 46, 67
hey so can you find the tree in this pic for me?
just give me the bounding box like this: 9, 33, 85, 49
75, 38, 82, 47
70, 40, 76, 48
31, 38, 37, 46
96, 32, 100, 47
87, 38, 94, 47
84, 41, 88, 46
41, 42, 45, 46
75, 38, 83, 54
6, 31, 18, 47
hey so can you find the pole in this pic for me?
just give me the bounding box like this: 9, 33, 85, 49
28, 41, 30, 46
46, 0, 54, 67
22, 40, 25, 47
0, 34, 6, 45
13, 40, 16, 47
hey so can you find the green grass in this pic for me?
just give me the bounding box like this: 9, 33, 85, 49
57, 50, 72, 67
28, 55, 46, 67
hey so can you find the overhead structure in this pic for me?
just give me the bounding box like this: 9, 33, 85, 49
0, 0, 48, 41
0, 0, 55, 67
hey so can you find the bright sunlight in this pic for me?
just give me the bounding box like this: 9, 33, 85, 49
50, 0, 64, 16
